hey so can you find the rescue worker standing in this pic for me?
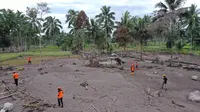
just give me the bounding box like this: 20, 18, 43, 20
131, 63, 135, 76
28, 56, 31, 64
162, 74, 168, 90
57, 87, 64, 108
13, 72, 19, 86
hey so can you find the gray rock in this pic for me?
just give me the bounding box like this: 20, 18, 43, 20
2, 102, 14, 112
191, 76, 198, 81
189, 91, 200, 102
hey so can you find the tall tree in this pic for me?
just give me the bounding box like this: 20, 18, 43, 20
37, 2, 50, 19
95, 6, 115, 52
43, 16, 62, 37
113, 11, 133, 50
88, 18, 106, 50
182, 4, 200, 51
132, 15, 152, 60
65, 9, 79, 28
26, 7, 41, 45
155, 0, 186, 12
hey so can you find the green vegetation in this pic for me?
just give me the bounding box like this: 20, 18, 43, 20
1, 0, 200, 62
0, 46, 71, 62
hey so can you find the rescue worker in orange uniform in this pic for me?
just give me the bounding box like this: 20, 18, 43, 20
57, 87, 64, 107
131, 63, 135, 76
13, 72, 19, 86
136, 62, 138, 70
28, 56, 31, 64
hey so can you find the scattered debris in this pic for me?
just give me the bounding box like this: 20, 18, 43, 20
0, 93, 18, 100
75, 69, 79, 72
40, 72, 48, 75
188, 90, 200, 102
37, 68, 43, 71
59, 64, 63, 67
112, 96, 117, 103
87, 58, 101, 67
16, 67, 24, 71
91, 86, 97, 92
153, 71, 158, 74
191, 76, 198, 81
1, 81, 56, 111
80, 81, 89, 90
145, 86, 162, 97
73, 95, 75, 99
152, 57, 159, 64
114, 58, 125, 65
3, 66, 14, 71
91, 104, 100, 112
172, 100, 185, 108
153, 91, 163, 97
111, 53, 117, 57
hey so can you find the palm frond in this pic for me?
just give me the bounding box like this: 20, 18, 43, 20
155, 2, 168, 9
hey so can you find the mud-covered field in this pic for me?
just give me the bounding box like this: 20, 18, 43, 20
0, 52, 200, 112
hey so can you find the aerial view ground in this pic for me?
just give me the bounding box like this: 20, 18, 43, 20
0, 48, 200, 112
1, 0, 200, 112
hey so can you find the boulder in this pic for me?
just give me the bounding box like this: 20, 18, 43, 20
188, 91, 200, 102
191, 76, 198, 81
2, 102, 14, 111
0, 109, 5, 112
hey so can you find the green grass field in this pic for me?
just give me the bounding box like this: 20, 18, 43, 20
0, 46, 72, 62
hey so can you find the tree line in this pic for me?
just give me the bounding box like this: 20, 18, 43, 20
1, 0, 200, 60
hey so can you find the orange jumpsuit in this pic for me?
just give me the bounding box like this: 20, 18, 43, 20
13, 72, 19, 86
57, 89, 64, 107
28, 56, 31, 64
131, 64, 135, 76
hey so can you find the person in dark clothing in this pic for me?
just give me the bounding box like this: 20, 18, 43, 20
162, 74, 168, 90
57, 87, 64, 108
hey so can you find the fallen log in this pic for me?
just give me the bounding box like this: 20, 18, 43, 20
91, 104, 100, 112
0, 93, 18, 100
91, 86, 97, 92
112, 96, 117, 103
2, 83, 17, 100
172, 100, 185, 108
165, 60, 198, 66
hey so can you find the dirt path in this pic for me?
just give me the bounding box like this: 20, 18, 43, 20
0, 56, 200, 112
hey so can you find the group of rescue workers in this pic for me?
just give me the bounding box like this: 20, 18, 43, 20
12, 58, 167, 108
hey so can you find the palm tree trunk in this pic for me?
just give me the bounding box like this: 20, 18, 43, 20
140, 40, 143, 61
190, 32, 193, 54
105, 29, 108, 54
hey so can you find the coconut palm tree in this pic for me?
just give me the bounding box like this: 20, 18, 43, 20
182, 4, 200, 51
65, 9, 79, 28
155, 0, 186, 12
95, 6, 115, 52
43, 16, 62, 37
132, 15, 152, 60
113, 11, 133, 50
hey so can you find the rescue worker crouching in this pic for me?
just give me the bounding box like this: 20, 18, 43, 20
57, 87, 64, 108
